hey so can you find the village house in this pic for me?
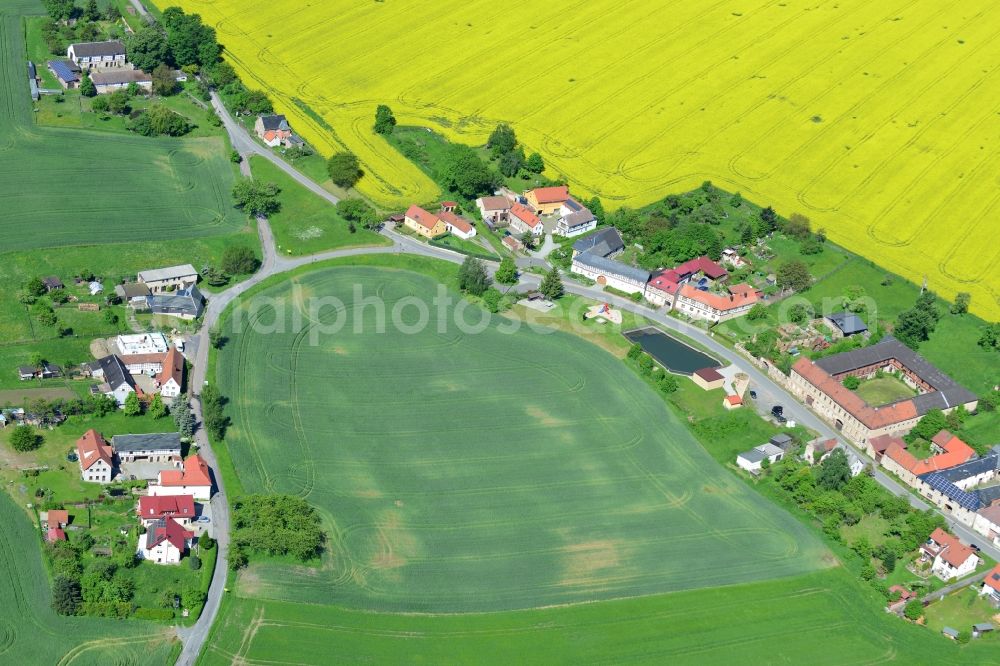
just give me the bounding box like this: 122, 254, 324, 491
137, 494, 196, 527
825, 312, 869, 338
66, 41, 126, 70
571, 252, 650, 295
508, 203, 543, 237
42, 276, 64, 291
787, 337, 978, 444
438, 210, 477, 239
157, 346, 184, 399
148, 284, 204, 320
644, 256, 731, 309
115, 282, 151, 308
112, 432, 182, 464
572, 227, 624, 260
137, 264, 198, 293
476, 195, 512, 228
502, 235, 524, 253
44, 509, 70, 529
720, 248, 750, 269
804, 437, 838, 463
980, 564, 1000, 607
254, 114, 293, 147
89, 355, 136, 406
403, 205, 447, 239
148, 454, 212, 500
554, 198, 597, 237
525, 186, 569, 215
920, 528, 979, 580
76, 429, 115, 483
47, 59, 79, 88
137, 518, 193, 565
672, 284, 759, 323
18, 363, 62, 381
973, 502, 1000, 550
90, 69, 152, 94
46, 527, 67, 543
736, 443, 784, 474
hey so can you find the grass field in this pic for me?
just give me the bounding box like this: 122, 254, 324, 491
248, 156, 389, 255
855, 376, 916, 405
165, 0, 1000, 318
0, 493, 179, 665
215, 265, 830, 612
1, 7, 243, 251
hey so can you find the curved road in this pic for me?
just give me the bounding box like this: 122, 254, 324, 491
174, 88, 999, 665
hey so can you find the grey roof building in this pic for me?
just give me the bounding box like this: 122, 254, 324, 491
68, 41, 126, 59
258, 114, 290, 131
137, 264, 198, 285
148, 284, 204, 320
825, 312, 868, 336
573, 227, 624, 258
112, 432, 182, 454
573, 251, 650, 285
90, 355, 134, 391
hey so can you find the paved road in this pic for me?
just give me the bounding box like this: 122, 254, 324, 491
921, 569, 990, 604
174, 80, 1000, 664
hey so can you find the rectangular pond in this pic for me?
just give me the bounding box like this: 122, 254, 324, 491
623, 327, 720, 375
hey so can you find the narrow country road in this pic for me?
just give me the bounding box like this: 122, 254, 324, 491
173, 83, 999, 664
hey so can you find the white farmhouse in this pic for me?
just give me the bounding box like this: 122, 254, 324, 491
570, 252, 650, 295
137, 518, 193, 565
76, 429, 114, 484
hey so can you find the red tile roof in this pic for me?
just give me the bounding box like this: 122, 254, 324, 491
725, 395, 743, 405
479, 196, 511, 211
438, 210, 474, 234
869, 434, 905, 455
983, 564, 1000, 594
156, 345, 183, 388
530, 186, 569, 204
510, 203, 541, 228
792, 358, 919, 429
47, 510, 69, 526
927, 529, 976, 569
138, 494, 195, 520
146, 518, 193, 551
675, 256, 728, 280
46, 528, 66, 542
728, 283, 756, 298
158, 454, 212, 488
647, 271, 681, 295
76, 429, 114, 471
404, 205, 441, 231
120, 352, 168, 366
694, 367, 724, 382
909, 432, 975, 475
678, 283, 758, 312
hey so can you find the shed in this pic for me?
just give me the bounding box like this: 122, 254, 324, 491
942, 627, 959, 640
691, 366, 725, 391
972, 623, 994, 637
770, 433, 795, 452
825, 312, 868, 337
42, 276, 64, 291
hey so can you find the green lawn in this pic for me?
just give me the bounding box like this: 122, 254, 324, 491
216, 264, 829, 613
924, 587, 1000, 637
200, 567, 995, 665
432, 231, 497, 258
855, 376, 916, 406
840, 514, 891, 549
249, 156, 390, 255
0, 492, 179, 664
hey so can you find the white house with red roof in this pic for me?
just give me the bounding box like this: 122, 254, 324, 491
148, 454, 212, 500
921, 528, 979, 580
156, 345, 184, 399
508, 203, 543, 237
438, 210, 477, 239
138, 518, 193, 565
980, 563, 1000, 607
403, 204, 447, 239
525, 185, 569, 215
673, 284, 759, 323
76, 429, 115, 483
46, 527, 67, 542
137, 494, 195, 527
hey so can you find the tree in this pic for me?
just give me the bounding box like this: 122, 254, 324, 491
494, 257, 518, 285
903, 599, 923, 622
658, 373, 679, 394
90, 96, 109, 113
481, 287, 502, 313
26, 277, 47, 297
818, 449, 851, 490
457, 257, 490, 297
487, 123, 517, 157
200, 384, 229, 441
745, 303, 767, 321
788, 303, 812, 324
172, 399, 195, 438
520, 231, 534, 250
28, 352, 46, 369
106, 89, 131, 115
907, 409, 947, 443
79, 72, 96, 98
151, 63, 178, 96
163, 8, 220, 67
759, 206, 778, 234
231, 495, 324, 563
148, 394, 167, 419
336, 198, 375, 222
627, 343, 643, 360
979, 322, 1000, 350
123, 392, 141, 417
894, 307, 936, 350
125, 27, 170, 72
842, 375, 860, 390
740, 223, 754, 245
83, 0, 100, 22
784, 213, 811, 239
41, 0, 75, 21
498, 148, 524, 177
127, 105, 192, 137
586, 196, 605, 224
188, 555, 202, 570
372, 104, 396, 135
52, 576, 81, 615
524, 152, 545, 174
208, 327, 227, 350
950, 292, 970, 315
221, 245, 260, 275
540, 266, 564, 300
326, 152, 362, 188
9, 425, 42, 452
440, 145, 497, 198
199, 535, 215, 551
232, 179, 280, 217
776, 260, 811, 293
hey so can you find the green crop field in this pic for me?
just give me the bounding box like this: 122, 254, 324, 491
0, 1, 243, 251
201, 567, 994, 665
216, 264, 829, 612
0, 493, 178, 665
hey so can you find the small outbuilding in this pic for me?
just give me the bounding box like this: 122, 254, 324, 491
825, 312, 868, 338
723, 394, 743, 410
691, 367, 725, 391
972, 623, 994, 638
42, 276, 64, 291
942, 627, 959, 640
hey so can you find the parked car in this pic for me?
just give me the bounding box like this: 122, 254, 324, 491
771, 405, 784, 417
774, 414, 787, 424
196, 516, 211, 523
748, 390, 757, 400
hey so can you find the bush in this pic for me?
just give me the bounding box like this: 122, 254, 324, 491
221, 245, 260, 275
326, 152, 362, 188
842, 375, 860, 390
188, 555, 202, 570
9, 425, 42, 452
127, 105, 192, 137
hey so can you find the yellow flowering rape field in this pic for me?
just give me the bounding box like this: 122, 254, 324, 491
175, 0, 1000, 318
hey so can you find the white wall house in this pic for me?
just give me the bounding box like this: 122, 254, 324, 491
137, 518, 193, 565
570, 253, 650, 295
736, 443, 784, 473
921, 529, 979, 581
67, 41, 126, 69
508, 203, 543, 237
149, 454, 212, 501
76, 429, 114, 484
554, 199, 597, 237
